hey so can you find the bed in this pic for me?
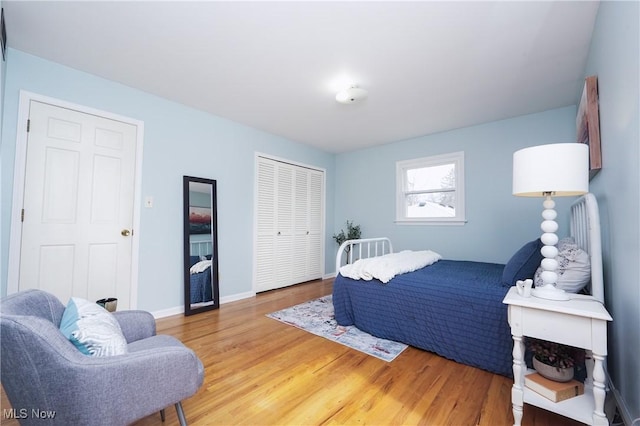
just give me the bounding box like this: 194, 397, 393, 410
333, 193, 604, 377
189, 240, 214, 304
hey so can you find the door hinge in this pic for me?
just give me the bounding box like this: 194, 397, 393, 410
26, 119, 30, 132
21, 209, 25, 222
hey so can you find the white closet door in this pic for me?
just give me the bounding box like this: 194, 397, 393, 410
274, 164, 294, 287
307, 170, 323, 278
255, 157, 324, 292
255, 158, 276, 291
292, 167, 309, 282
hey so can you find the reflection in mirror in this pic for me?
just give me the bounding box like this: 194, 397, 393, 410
183, 176, 219, 316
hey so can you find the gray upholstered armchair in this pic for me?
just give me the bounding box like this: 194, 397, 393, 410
0, 289, 204, 426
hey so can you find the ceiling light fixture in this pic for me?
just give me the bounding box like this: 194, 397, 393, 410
335, 86, 368, 104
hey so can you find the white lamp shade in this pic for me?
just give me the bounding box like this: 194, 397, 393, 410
513, 143, 589, 197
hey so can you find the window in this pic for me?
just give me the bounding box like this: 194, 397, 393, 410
395, 151, 465, 225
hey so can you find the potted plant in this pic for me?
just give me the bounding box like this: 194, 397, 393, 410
527, 338, 581, 382
333, 220, 361, 264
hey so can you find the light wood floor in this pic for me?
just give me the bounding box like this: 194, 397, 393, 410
2, 278, 583, 425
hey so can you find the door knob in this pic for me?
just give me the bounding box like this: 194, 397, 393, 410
121, 229, 131, 237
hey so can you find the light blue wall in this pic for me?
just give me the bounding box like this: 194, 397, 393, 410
582, 1, 640, 421
0, 49, 336, 312
2, 8, 636, 419
334, 106, 577, 265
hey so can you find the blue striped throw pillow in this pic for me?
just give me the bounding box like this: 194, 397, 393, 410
59, 297, 128, 356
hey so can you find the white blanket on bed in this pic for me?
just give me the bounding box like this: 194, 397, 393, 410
190, 259, 211, 275
339, 250, 442, 283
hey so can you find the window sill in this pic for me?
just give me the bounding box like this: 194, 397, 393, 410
394, 219, 467, 226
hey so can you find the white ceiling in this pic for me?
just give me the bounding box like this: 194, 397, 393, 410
3, 1, 600, 154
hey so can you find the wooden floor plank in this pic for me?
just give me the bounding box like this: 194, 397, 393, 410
2, 278, 585, 425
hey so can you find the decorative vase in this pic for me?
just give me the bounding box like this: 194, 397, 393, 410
96, 298, 118, 312
533, 356, 574, 382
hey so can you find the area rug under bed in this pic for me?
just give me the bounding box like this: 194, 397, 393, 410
266, 295, 408, 362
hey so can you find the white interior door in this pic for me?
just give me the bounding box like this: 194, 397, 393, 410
17, 100, 138, 308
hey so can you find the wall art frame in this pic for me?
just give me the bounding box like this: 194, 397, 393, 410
576, 75, 601, 179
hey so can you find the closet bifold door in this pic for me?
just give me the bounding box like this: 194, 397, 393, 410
256, 157, 277, 292
255, 157, 323, 292
304, 169, 323, 280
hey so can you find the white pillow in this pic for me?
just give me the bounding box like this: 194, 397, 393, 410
59, 297, 128, 356
534, 238, 591, 293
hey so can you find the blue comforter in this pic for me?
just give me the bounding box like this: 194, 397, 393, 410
333, 260, 513, 377
190, 268, 213, 304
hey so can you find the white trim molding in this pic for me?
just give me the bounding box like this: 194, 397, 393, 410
395, 151, 466, 225
7, 91, 145, 308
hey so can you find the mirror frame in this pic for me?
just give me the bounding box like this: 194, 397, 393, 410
183, 175, 219, 316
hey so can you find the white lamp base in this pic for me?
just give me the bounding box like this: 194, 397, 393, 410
532, 194, 570, 302
531, 285, 570, 301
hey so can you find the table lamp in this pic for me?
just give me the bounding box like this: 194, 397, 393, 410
512, 143, 589, 301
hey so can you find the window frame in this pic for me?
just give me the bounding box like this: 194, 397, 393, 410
395, 151, 466, 225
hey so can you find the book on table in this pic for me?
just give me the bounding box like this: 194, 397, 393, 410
524, 373, 584, 402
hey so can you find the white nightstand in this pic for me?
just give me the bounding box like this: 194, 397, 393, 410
503, 287, 613, 426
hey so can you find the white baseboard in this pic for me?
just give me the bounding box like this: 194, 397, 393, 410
220, 291, 255, 304
151, 291, 256, 319
152, 305, 184, 319
323, 272, 337, 280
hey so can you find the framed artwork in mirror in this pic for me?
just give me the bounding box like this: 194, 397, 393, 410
188, 206, 212, 234
183, 176, 219, 316
576, 75, 602, 180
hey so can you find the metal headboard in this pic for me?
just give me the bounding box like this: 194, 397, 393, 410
336, 237, 393, 273
570, 193, 604, 303
190, 240, 213, 258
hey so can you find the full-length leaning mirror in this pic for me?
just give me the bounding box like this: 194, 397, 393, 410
183, 176, 219, 316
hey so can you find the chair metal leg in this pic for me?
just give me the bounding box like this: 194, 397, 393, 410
175, 401, 187, 426
160, 408, 166, 422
